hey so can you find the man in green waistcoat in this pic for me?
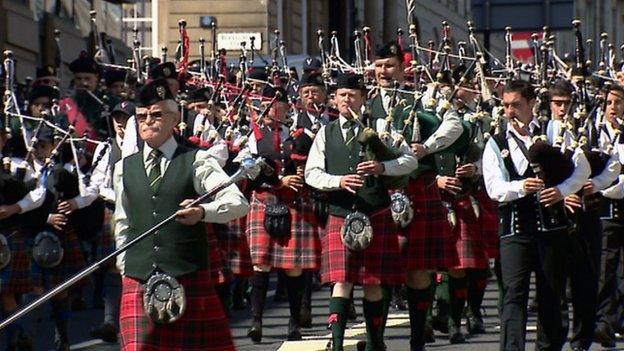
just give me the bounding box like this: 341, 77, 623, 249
112, 78, 248, 351
306, 72, 418, 351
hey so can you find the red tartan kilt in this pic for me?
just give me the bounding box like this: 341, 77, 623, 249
0, 229, 33, 294
451, 196, 490, 269
246, 189, 321, 270
322, 210, 405, 285
119, 270, 235, 351
214, 217, 252, 277
475, 190, 500, 260
205, 224, 230, 285
402, 173, 459, 270
31, 225, 88, 290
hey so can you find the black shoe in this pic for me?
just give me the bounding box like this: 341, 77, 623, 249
431, 314, 449, 334
325, 340, 334, 351
247, 321, 263, 343
569, 347, 587, 351
287, 318, 302, 341
448, 322, 466, 344
467, 315, 485, 334
356, 340, 386, 351
424, 324, 435, 343
410, 345, 426, 351
594, 327, 615, 348
300, 307, 312, 328
90, 323, 118, 343
392, 296, 407, 311
348, 300, 357, 321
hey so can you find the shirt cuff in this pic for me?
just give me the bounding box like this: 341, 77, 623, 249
512, 180, 526, 198
200, 202, 228, 222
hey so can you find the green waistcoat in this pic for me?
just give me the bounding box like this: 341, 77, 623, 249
325, 120, 390, 217
122, 145, 207, 281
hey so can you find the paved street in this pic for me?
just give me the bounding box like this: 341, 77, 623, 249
2, 276, 623, 350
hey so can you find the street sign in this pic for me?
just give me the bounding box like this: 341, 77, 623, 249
471, 0, 574, 32
217, 32, 263, 51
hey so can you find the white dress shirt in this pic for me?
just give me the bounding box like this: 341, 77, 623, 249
305, 114, 418, 191
0, 154, 46, 213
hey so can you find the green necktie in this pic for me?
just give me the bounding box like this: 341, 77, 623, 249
344, 121, 356, 150
147, 149, 163, 193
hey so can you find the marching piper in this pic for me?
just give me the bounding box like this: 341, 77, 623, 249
305, 72, 418, 351
594, 85, 624, 348
482, 80, 590, 351
369, 41, 466, 350
546, 79, 620, 350
112, 78, 248, 351
237, 85, 322, 343
0, 117, 47, 350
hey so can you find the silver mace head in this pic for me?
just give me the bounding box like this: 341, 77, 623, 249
236, 157, 271, 182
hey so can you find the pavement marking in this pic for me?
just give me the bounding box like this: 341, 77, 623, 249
278, 313, 411, 350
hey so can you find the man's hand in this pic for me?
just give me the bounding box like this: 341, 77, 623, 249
436, 176, 463, 195
340, 174, 364, 194
540, 187, 563, 207
58, 199, 78, 215
455, 163, 476, 178
176, 199, 205, 226
0, 204, 20, 220
564, 194, 582, 213
356, 160, 384, 176
281, 175, 304, 191
523, 177, 545, 194
411, 143, 428, 159
582, 181, 595, 196
48, 213, 68, 231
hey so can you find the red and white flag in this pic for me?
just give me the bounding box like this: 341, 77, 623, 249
511, 32, 535, 63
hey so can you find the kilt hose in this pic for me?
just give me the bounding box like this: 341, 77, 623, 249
30, 225, 88, 290
322, 209, 405, 285
247, 188, 321, 270
205, 223, 231, 285
214, 216, 253, 277
119, 269, 235, 351
402, 173, 459, 270
475, 190, 500, 260
0, 229, 33, 294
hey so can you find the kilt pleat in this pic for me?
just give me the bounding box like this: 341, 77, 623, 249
0, 229, 33, 294
402, 173, 459, 270
119, 269, 235, 351
452, 195, 490, 269
206, 223, 231, 285
246, 188, 321, 270
321, 210, 404, 285
30, 225, 88, 290
214, 216, 252, 277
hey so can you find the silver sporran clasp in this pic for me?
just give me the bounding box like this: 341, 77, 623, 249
390, 192, 413, 228
143, 272, 186, 324
341, 211, 373, 251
